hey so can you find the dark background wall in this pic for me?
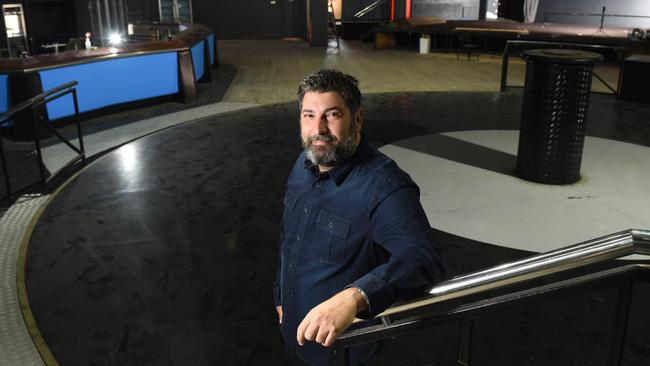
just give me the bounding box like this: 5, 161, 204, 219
344, 0, 493, 22
536, 0, 650, 28
7, 0, 648, 49
0, 0, 83, 54
26, 0, 79, 49
308, 0, 326, 45
126, 0, 159, 23
411, 0, 482, 20
193, 0, 306, 39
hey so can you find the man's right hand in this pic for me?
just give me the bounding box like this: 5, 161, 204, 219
276, 305, 283, 324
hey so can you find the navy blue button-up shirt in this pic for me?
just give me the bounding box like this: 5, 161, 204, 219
274, 137, 443, 365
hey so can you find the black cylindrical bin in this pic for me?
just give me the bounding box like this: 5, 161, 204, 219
516, 49, 602, 184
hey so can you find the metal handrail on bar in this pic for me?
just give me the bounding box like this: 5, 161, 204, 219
354, 0, 388, 19
500, 40, 625, 94
336, 229, 650, 364
375, 229, 649, 318
0, 81, 85, 198
0, 81, 78, 123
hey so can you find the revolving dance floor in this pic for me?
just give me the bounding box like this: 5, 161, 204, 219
24, 90, 650, 365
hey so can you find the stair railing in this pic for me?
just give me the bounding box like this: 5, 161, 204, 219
335, 229, 650, 365
0, 81, 85, 199
354, 0, 389, 20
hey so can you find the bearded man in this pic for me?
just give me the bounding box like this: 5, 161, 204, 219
274, 69, 443, 365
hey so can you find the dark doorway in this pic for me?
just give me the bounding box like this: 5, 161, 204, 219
283, 0, 306, 38
498, 0, 524, 22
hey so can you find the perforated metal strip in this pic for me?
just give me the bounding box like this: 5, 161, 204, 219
0, 194, 49, 366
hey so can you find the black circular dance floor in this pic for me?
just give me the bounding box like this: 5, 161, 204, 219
25, 91, 650, 365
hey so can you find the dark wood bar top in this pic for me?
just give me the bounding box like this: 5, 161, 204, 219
0, 24, 215, 73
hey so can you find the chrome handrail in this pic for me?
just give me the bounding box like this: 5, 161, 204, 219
370, 229, 650, 319
0, 81, 85, 198
0, 81, 78, 125
354, 0, 388, 19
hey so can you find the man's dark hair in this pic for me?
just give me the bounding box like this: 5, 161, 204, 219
297, 68, 361, 113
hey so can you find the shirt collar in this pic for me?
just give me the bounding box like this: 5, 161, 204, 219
303, 135, 369, 186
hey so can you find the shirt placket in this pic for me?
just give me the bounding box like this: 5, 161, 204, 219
284, 173, 326, 345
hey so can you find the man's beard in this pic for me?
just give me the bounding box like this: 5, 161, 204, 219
303, 132, 357, 168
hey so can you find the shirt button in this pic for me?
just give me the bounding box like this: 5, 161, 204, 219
289, 262, 295, 269
297, 235, 302, 240
304, 208, 309, 213
328, 223, 334, 228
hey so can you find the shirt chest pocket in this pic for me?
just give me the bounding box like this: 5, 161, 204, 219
283, 189, 299, 210
310, 211, 351, 265
282, 189, 299, 242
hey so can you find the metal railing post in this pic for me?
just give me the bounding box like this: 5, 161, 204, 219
30, 109, 47, 187
500, 42, 510, 92
608, 280, 635, 366
72, 88, 86, 160
456, 320, 473, 366
616, 48, 623, 96
335, 343, 350, 366
0, 81, 82, 199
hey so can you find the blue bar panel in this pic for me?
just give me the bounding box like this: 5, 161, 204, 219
208, 33, 215, 65
39, 52, 179, 120
191, 41, 205, 81
0, 74, 9, 115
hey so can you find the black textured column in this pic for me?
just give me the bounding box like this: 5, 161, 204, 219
516, 49, 602, 184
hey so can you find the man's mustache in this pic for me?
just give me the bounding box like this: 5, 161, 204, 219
308, 134, 336, 144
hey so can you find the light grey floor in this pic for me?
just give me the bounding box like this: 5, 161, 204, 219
382, 131, 650, 259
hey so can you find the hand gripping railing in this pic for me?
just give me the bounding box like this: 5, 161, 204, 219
0, 81, 85, 198
336, 229, 650, 364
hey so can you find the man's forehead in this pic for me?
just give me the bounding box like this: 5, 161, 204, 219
301, 91, 346, 110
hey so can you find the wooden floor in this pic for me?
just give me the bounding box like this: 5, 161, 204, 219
218, 39, 620, 104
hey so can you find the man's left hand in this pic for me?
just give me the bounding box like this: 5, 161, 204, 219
296, 287, 368, 348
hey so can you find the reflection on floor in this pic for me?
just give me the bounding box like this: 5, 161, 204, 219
26, 91, 650, 365
0, 64, 241, 199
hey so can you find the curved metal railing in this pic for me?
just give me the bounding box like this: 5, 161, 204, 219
336, 229, 650, 365
354, 0, 389, 20
0, 81, 84, 199
373, 229, 650, 319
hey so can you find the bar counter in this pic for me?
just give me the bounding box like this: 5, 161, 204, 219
0, 23, 217, 123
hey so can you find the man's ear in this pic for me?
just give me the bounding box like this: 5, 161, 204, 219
354, 108, 364, 132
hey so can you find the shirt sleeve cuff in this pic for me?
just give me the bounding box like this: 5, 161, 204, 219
347, 273, 394, 318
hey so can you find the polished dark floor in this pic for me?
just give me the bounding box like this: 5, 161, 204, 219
0, 64, 236, 200
26, 91, 650, 365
